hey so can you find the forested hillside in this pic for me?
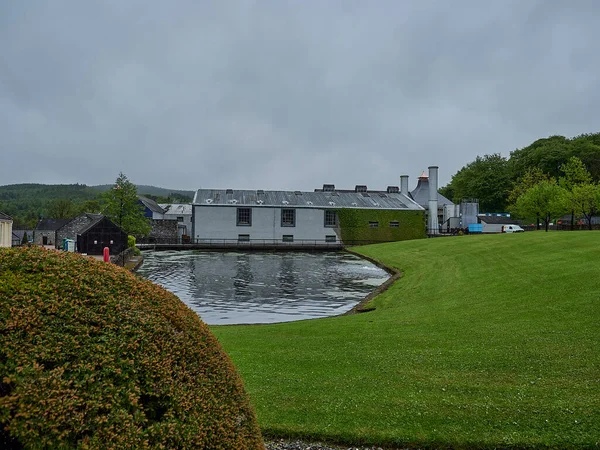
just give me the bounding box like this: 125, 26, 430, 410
440, 133, 600, 213
0, 183, 194, 229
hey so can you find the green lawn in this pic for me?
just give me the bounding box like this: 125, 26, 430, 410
211, 232, 600, 449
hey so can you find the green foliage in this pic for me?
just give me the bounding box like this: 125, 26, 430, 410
0, 247, 263, 449
514, 181, 568, 231
570, 183, 600, 230
127, 235, 136, 248
443, 154, 511, 212
139, 193, 193, 204
46, 198, 77, 219
441, 133, 600, 215
20, 232, 28, 245
335, 209, 426, 243
102, 173, 151, 237
559, 156, 592, 190
214, 233, 600, 448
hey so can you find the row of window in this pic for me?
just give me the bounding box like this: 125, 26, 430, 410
235, 208, 400, 228
237, 208, 338, 228
237, 234, 337, 242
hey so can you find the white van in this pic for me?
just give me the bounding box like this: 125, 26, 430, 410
502, 224, 525, 233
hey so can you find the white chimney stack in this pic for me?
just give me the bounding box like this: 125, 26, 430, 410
428, 166, 439, 234
400, 175, 409, 196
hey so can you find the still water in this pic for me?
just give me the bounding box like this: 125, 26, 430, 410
137, 251, 389, 325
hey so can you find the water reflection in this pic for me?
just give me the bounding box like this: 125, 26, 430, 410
138, 251, 389, 325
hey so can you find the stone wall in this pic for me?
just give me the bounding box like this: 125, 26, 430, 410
34, 230, 57, 246
148, 219, 178, 242
56, 215, 93, 249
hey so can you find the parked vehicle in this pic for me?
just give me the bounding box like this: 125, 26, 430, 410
502, 225, 525, 233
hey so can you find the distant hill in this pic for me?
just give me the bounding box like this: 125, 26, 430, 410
89, 184, 195, 198
0, 183, 195, 229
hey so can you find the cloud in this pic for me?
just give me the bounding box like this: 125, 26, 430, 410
1, 0, 599, 191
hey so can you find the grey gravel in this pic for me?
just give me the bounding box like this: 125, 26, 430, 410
265, 439, 399, 450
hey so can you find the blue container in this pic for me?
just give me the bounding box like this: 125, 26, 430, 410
468, 223, 483, 233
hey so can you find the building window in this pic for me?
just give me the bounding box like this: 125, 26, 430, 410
237, 208, 252, 226
325, 235, 337, 242
389, 221, 399, 228
282, 235, 294, 242
324, 210, 337, 227
238, 234, 250, 242
369, 221, 379, 228
177, 216, 184, 222
281, 209, 296, 227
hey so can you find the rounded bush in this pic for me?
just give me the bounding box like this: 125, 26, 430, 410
0, 247, 264, 449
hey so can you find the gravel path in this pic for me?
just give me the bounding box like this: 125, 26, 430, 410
265, 439, 405, 450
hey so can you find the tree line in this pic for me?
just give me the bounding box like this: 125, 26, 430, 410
439, 133, 600, 230
0, 177, 192, 230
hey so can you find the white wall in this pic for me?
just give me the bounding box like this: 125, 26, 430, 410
0, 220, 13, 248
193, 206, 338, 242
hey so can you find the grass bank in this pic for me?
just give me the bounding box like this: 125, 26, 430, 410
211, 232, 600, 449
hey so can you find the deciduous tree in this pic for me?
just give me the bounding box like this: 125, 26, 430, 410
102, 173, 151, 237
514, 181, 568, 232
570, 183, 600, 230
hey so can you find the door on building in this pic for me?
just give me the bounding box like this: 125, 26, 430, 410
42, 236, 48, 245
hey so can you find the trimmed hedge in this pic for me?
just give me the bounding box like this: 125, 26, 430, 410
0, 247, 264, 449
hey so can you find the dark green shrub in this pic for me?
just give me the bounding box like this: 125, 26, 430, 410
0, 247, 264, 449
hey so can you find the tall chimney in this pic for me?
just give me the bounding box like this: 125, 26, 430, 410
428, 166, 439, 234
400, 175, 409, 196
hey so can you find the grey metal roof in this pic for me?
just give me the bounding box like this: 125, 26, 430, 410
138, 196, 166, 214
193, 189, 423, 210
410, 177, 454, 207
0, 212, 12, 221
159, 203, 192, 215
478, 216, 519, 225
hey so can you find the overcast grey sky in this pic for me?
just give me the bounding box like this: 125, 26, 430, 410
1, 1, 599, 191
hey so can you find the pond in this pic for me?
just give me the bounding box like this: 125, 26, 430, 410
137, 251, 389, 325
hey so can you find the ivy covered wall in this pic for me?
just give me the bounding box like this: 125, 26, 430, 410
335, 209, 426, 244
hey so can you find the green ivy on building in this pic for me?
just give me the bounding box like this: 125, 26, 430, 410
334, 209, 426, 244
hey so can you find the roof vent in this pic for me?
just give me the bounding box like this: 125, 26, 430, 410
329, 201, 335, 206
351, 202, 358, 206
355, 185, 368, 193
282, 200, 289, 205
257, 189, 265, 195
206, 199, 213, 204
387, 186, 400, 193
323, 184, 335, 192
256, 199, 264, 205
294, 191, 302, 195
373, 202, 380, 207
306, 201, 313, 205
228, 199, 238, 204
226, 189, 233, 195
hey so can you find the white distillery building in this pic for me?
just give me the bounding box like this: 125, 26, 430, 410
0, 212, 13, 248
191, 185, 425, 246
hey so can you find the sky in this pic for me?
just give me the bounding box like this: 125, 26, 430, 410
1, 1, 599, 192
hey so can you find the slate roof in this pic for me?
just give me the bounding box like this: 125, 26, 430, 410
0, 212, 12, 221
12, 229, 33, 242
159, 203, 192, 215
192, 189, 423, 210
65, 213, 106, 235
138, 196, 166, 214
410, 175, 454, 207
36, 218, 71, 231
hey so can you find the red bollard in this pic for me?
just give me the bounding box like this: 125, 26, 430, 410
103, 247, 110, 262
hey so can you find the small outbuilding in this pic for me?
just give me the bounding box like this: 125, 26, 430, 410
57, 214, 127, 255
34, 219, 71, 246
